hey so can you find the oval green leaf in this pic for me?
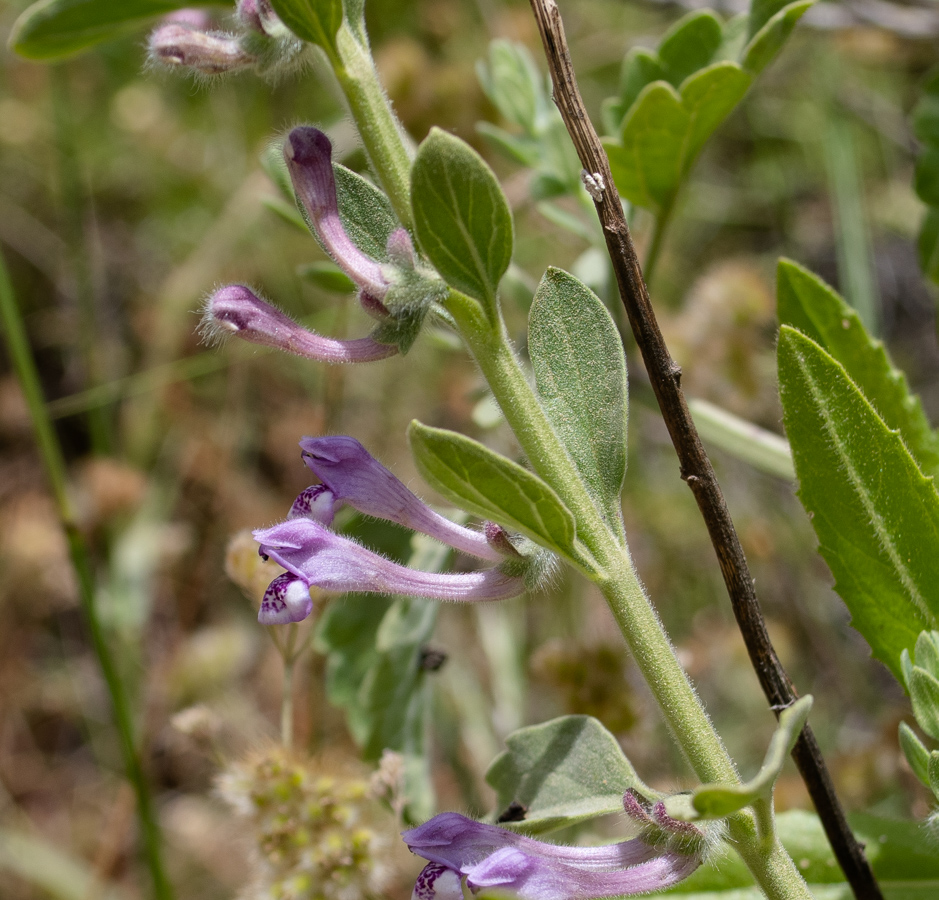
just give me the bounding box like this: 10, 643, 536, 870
408, 420, 579, 562
268, 0, 342, 50
528, 268, 628, 530
411, 128, 513, 310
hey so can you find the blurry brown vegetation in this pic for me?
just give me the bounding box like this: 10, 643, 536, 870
0, 0, 937, 897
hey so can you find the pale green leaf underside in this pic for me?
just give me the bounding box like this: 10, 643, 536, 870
529, 268, 627, 529
408, 421, 578, 561
777, 259, 939, 477
411, 128, 513, 307
9, 0, 228, 60
485, 715, 650, 835
269, 0, 342, 49
778, 327, 939, 682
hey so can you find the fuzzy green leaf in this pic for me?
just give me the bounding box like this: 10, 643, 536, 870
777, 259, 939, 477
899, 722, 931, 788
268, 0, 342, 50
528, 268, 628, 529
741, 0, 813, 74
486, 716, 652, 835
408, 420, 579, 562
333, 164, 399, 262
411, 128, 513, 309
9, 0, 228, 60
777, 327, 939, 683
910, 666, 939, 741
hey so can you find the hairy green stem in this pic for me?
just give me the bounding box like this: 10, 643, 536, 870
0, 251, 173, 900
444, 289, 811, 899
330, 25, 414, 229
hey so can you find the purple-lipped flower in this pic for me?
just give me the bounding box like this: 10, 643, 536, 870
254, 519, 523, 624
149, 22, 256, 75
403, 811, 704, 900
201, 284, 397, 364
296, 436, 507, 562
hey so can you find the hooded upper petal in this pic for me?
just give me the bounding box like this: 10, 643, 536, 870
299, 436, 505, 561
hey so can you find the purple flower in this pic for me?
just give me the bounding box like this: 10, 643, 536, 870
403, 813, 702, 900
148, 23, 255, 74
201, 284, 397, 364
297, 436, 506, 562
253, 519, 524, 624
284, 127, 391, 305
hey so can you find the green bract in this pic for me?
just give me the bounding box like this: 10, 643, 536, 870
268, 0, 341, 51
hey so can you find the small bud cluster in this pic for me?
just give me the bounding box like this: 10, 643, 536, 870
217, 747, 397, 900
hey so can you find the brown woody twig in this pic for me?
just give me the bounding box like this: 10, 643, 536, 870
526, 3, 883, 899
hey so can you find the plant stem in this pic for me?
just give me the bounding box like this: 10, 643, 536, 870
281, 655, 296, 750
526, 3, 882, 898
330, 24, 414, 229
0, 251, 173, 900
445, 288, 812, 900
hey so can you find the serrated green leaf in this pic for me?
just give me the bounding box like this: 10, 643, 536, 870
268, 0, 341, 50
408, 420, 581, 562
688, 697, 812, 819
777, 259, 939, 477
411, 128, 514, 309
777, 327, 939, 683
485, 715, 652, 835
910, 667, 939, 741
898, 722, 931, 787
606, 64, 750, 214
9, 0, 228, 60
528, 268, 627, 529
658, 10, 723, 86
741, 0, 813, 74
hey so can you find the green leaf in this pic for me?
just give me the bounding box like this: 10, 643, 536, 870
658, 10, 723, 86
910, 666, 939, 741
670, 809, 939, 895
296, 262, 356, 293
477, 40, 545, 135
777, 259, 939, 477
684, 697, 812, 819
777, 326, 939, 683
617, 47, 667, 122
915, 148, 939, 207
333, 163, 399, 262
485, 715, 653, 835
528, 268, 628, 529
408, 420, 581, 562
268, 0, 342, 50
929, 750, 939, 798
746, 0, 795, 40
898, 722, 931, 787
606, 63, 750, 215
411, 128, 514, 309
915, 630, 939, 676
9, 0, 229, 60
741, 0, 813, 74
918, 208, 939, 286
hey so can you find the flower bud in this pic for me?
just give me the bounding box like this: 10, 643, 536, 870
201, 284, 397, 364
148, 23, 255, 75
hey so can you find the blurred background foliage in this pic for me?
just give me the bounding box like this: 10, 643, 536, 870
1, 0, 938, 897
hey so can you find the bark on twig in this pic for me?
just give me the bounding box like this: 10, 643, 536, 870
526, 3, 883, 899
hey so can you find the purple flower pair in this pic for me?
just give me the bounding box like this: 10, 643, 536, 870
253, 436, 523, 625
403, 804, 704, 900
202, 127, 428, 364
